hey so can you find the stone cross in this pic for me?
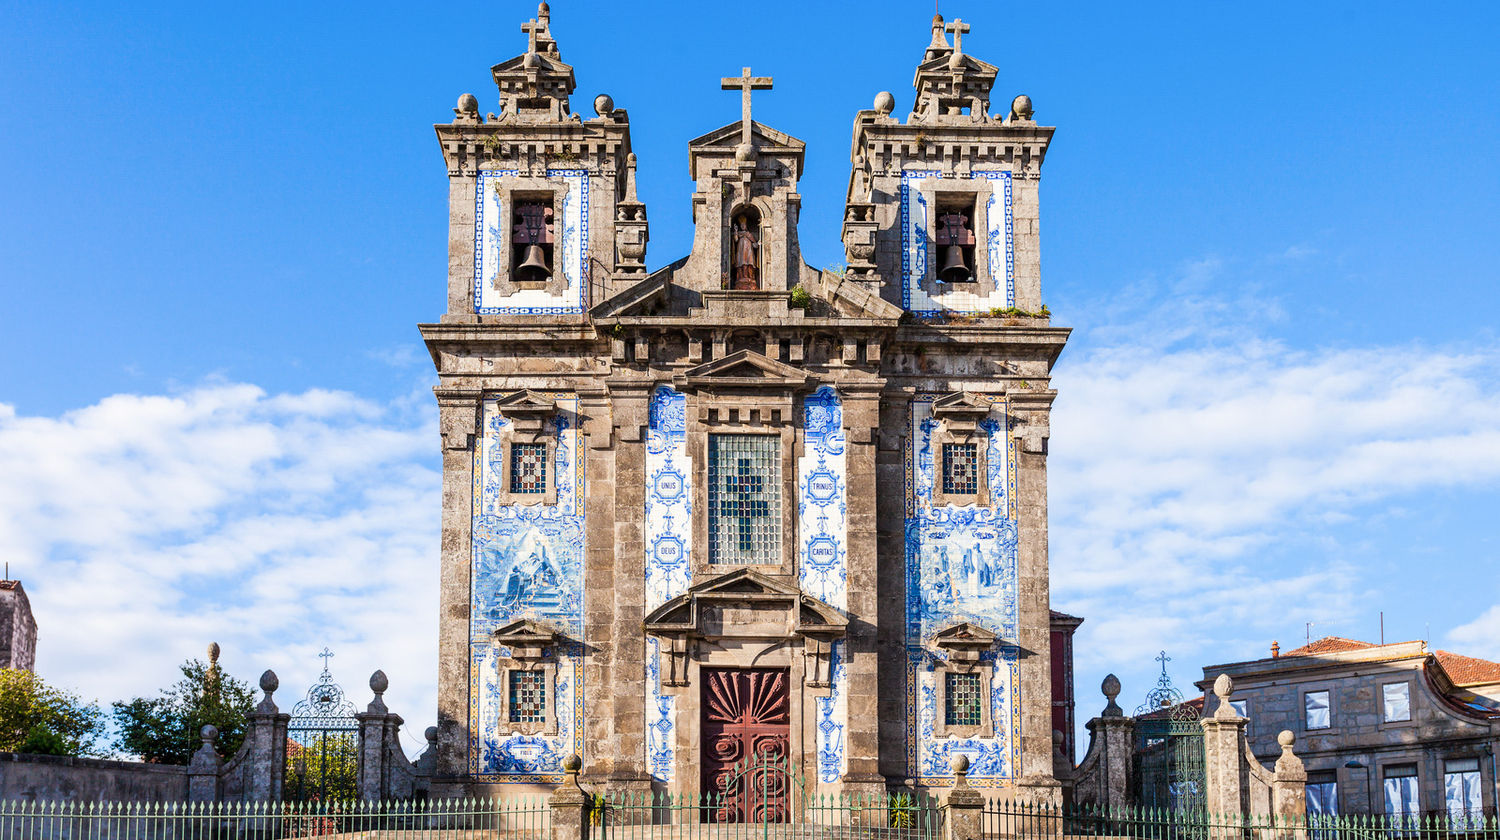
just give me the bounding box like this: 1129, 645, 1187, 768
721, 67, 773, 147
521, 17, 546, 54
945, 18, 970, 55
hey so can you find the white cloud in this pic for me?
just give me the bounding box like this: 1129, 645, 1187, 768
0, 383, 440, 755
1051, 280, 1500, 722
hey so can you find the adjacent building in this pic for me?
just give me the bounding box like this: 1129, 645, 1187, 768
0, 579, 37, 672
423, 4, 1069, 802
1199, 637, 1500, 820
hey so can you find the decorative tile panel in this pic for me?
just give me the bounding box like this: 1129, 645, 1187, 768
474, 169, 590, 314
644, 386, 690, 782
900, 170, 1014, 314
470, 395, 585, 782
799, 387, 849, 783
904, 394, 1020, 786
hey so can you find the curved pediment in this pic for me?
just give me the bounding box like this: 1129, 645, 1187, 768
644, 569, 846, 640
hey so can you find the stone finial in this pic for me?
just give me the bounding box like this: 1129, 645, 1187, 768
455, 92, 479, 121
563, 753, 582, 774
1278, 730, 1295, 749
208, 642, 220, 664
1212, 673, 1237, 719
874, 91, 895, 116
189, 724, 222, 770
593, 93, 613, 118
928, 13, 949, 52
1009, 94, 1034, 123
1101, 673, 1123, 717
256, 669, 279, 713
953, 753, 970, 777
201, 724, 218, 744
624, 153, 640, 203
424, 725, 438, 744
1274, 729, 1306, 781
370, 669, 389, 695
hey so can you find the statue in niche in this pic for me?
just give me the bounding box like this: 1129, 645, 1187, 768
731, 213, 760, 290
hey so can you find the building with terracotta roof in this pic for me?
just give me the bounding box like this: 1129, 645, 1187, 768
1197, 637, 1500, 819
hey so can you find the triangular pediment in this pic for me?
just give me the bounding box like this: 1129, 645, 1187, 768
643, 569, 847, 638
689, 120, 806, 152
933, 621, 997, 649
494, 390, 556, 414
680, 350, 812, 390
914, 53, 998, 79
932, 391, 994, 417
492, 618, 561, 644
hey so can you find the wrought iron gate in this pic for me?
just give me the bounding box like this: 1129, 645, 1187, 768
284, 648, 360, 802
701, 668, 792, 823
1132, 652, 1206, 815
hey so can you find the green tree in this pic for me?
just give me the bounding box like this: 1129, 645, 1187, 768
0, 667, 104, 756
112, 648, 256, 764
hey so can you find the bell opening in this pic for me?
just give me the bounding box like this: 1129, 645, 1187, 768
934, 200, 977, 284
511, 197, 556, 286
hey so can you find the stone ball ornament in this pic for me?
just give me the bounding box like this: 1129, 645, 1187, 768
1101, 673, 1121, 700
734, 142, 755, 163
424, 726, 439, 743
952, 754, 970, 775
259, 669, 279, 695
201, 724, 218, 742
1278, 729, 1296, 748
563, 753, 583, 773
593, 93, 614, 117
457, 93, 479, 114
1010, 94, 1034, 121
874, 91, 895, 116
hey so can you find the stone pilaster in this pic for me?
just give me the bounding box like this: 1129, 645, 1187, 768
841, 389, 885, 794
606, 386, 651, 792
1015, 423, 1056, 792
433, 388, 480, 793
186, 725, 221, 802
874, 393, 911, 781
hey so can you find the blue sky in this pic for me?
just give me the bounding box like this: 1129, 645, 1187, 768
2, 1, 1498, 755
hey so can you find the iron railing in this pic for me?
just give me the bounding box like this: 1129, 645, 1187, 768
983, 801, 1500, 840
0, 795, 551, 839
596, 791, 944, 840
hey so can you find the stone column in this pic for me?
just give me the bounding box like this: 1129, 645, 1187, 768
242, 670, 291, 803
356, 670, 405, 801
1074, 675, 1135, 811
874, 392, 910, 781
605, 386, 651, 792
434, 388, 480, 795
1201, 674, 1248, 819
186, 725, 222, 802
841, 389, 886, 797
550, 755, 592, 840
945, 757, 984, 840
1273, 731, 1308, 839
1013, 397, 1059, 803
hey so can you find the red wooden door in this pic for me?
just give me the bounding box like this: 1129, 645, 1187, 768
701, 668, 791, 823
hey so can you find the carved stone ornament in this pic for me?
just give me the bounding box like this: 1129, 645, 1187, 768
643, 569, 847, 688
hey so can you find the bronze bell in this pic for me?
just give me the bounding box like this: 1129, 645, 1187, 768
516, 244, 550, 283
939, 245, 971, 283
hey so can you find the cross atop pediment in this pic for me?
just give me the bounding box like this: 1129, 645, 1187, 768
945, 18, 971, 55
721, 67, 773, 148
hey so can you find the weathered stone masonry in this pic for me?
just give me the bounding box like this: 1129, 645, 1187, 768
422, 4, 1068, 802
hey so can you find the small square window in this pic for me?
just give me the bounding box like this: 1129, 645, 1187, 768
944, 672, 984, 726
508, 670, 546, 723
1305, 690, 1330, 730
1382, 683, 1411, 722
942, 443, 979, 495
510, 443, 547, 494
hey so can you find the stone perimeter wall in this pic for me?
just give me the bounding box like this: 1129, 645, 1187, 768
0, 752, 188, 803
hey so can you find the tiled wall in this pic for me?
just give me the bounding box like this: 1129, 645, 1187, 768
905, 395, 1021, 785
901, 170, 1014, 314
470, 395, 585, 782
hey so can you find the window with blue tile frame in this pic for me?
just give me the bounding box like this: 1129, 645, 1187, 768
945, 671, 983, 726
510, 443, 547, 494
707, 434, 780, 564
508, 670, 546, 723
942, 442, 979, 495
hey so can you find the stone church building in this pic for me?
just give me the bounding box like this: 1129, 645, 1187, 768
423, 4, 1067, 802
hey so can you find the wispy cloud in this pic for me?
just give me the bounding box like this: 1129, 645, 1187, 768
0, 383, 440, 754
1052, 266, 1500, 716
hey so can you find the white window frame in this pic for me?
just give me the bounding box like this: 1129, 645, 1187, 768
1304, 689, 1331, 731
1382, 682, 1412, 723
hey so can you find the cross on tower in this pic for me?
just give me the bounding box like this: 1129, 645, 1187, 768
521, 17, 547, 54
720, 67, 773, 147
945, 18, 970, 55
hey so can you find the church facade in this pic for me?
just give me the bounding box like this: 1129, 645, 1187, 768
423, 4, 1068, 802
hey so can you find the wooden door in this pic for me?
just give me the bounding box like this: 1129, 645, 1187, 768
701, 668, 791, 822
